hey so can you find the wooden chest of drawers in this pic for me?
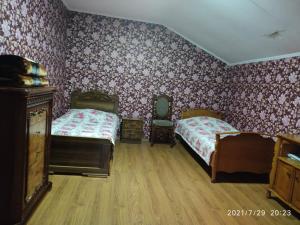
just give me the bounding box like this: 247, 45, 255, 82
120, 118, 143, 143
0, 87, 55, 225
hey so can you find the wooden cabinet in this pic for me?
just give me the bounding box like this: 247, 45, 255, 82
267, 134, 300, 214
120, 118, 143, 143
0, 87, 55, 225
273, 161, 294, 201
291, 169, 300, 209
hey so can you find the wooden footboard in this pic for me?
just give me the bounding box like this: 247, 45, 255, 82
210, 132, 275, 182
50, 136, 113, 177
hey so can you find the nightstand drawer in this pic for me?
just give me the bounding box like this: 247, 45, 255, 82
122, 120, 143, 129
122, 129, 142, 139
121, 118, 144, 143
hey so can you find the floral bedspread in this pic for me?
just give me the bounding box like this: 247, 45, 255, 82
51, 109, 119, 145
175, 116, 238, 165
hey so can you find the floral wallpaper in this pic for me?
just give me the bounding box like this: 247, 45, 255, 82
65, 12, 227, 136
225, 57, 300, 135
2, 1, 298, 137
0, 0, 68, 118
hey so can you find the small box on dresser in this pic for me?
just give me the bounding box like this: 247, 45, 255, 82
0, 86, 55, 225
267, 134, 300, 214
120, 118, 144, 143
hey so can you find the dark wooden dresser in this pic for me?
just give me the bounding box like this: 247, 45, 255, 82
120, 118, 144, 143
0, 86, 55, 225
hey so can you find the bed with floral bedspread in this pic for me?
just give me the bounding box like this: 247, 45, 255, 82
175, 109, 275, 182
175, 116, 238, 165
52, 109, 119, 145
49, 90, 119, 177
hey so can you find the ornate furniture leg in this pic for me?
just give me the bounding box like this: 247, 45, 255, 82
170, 127, 176, 147
150, 126, 154, 146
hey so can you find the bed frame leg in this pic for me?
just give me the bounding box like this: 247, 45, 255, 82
211, 167, 217, 183
266, 190, 272, 198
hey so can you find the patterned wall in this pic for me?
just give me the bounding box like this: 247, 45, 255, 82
2, 1, 298, 137
65, 12, 226, 136
225, 57, 300, 135
0, 0, 68, 118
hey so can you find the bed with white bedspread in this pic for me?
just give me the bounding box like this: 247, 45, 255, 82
175, 108, 275, 182
50, 90, 119, 177
175, 116, 238, 165
52, 109, 119, 145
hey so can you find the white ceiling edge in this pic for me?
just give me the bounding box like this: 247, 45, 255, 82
61, 0, 159, 25
228, 52, 300, 66
61, 0, 71, 9
61, 0, 300, 67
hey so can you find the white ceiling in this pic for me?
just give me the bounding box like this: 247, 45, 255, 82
62, 0, 300, 65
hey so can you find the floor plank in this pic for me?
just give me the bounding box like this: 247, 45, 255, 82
28, 141, 299, 225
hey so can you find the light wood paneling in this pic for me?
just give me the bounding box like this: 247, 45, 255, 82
28, 141, 299, 225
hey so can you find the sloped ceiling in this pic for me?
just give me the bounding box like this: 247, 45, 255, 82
62, 0, 300, 65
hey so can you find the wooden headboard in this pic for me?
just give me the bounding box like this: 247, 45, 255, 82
70, 90, 118, 114
181, 108, 222, 119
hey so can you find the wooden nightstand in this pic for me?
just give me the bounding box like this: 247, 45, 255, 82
120, 118, 144, 143
267, 134, 300, 213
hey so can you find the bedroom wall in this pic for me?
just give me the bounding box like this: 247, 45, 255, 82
65, 12, 227, 136
3, 1, 297, 137
0, 0, 68, 118
225, 57, 300, 135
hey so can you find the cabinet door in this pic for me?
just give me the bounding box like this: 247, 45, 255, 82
273, 161, 294, 201
25, 107, 48, 202
291, 169, 300, 210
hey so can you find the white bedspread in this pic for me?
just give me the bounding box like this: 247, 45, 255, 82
51, 109, 119, 145
175, 116, 238, 165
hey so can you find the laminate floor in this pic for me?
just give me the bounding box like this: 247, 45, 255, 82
28, 141, 299, 225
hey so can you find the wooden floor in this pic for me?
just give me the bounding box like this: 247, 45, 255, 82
28, 141, 299, 225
